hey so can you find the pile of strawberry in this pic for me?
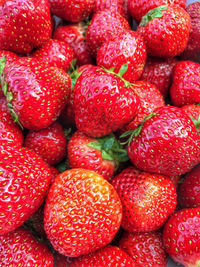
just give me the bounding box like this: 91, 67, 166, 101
0, 0, 200, 266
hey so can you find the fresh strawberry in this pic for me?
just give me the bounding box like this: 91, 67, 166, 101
74, 65, 140, 138
0, 57, 71, 130
0, 227, 53, 266
70, 245, 135, 266
111, 166, 177, 232
163, 208, 200, 267
128, 0, 186, 22
24, 122, 67, 165
0, 0, 52, 54
53, 23, 94, 66
48, 165, 60, 185
49, 0, 94, 23
44, 168, 122, 257
119, 231, 167, 267
97, 30, 147, 83
170, 61, 200, 107
125, 106, 200, 176
67, 131, 128, 181
137, 5, 191, 58
170, 175, 181, 188
86, 9, 130, 58
0, 145, 51, 234
140, 57, 178, 97
32, 39, 75, 71
181, 104, 200, 133
181, 2, 200, 62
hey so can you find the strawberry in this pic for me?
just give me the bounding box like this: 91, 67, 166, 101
137, 5, 191, 58
170, 61, 200, 107
67, 131, 128, 181
111, 166, 177, 232
181, 104, 200, 133
32, 39, 75, 72
53, 23, 94, 66
24, 122, 67, 166
97, 30, 147, 83
0, 57, 71, 130
74, 65, 140, 138
140, 57, 178, 97
119, 231, 168, 267
54, 252, 72, 267
125, 106, 200, 176
86, 9, 130, 58
48, 165, 60, 185
181, 2, 200, 62
163, 208, 200, 267
0, 0, 52, 54
0, 227, 53, 266
49, 0, 94, 23
128, 0, 186, 22
178, 165, 200, 209
0, 145, 51, 234
44, 168, 122, 257
70, 245, 135, 266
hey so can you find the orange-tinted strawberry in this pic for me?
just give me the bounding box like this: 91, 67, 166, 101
44, 168, 122, 257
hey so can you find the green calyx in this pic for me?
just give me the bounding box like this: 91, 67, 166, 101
140, 5, 168, 27
87, 134, 129, 163
70, 67, 84, 90
0, 56, 6, 77
104, 64, 131, 88
190, 115, 200, 133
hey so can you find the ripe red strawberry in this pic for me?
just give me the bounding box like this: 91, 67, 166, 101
178, 165, 200, 209
53, 23, 94, 66
49, 0, 94, 23
1, 57, 71, 130
68, 131, 128, 181
181, 104, 200, 133
137, 5, 191, 58
119, 231, 167, 267
24, 122, 67, 165
0, 145, 51, 234
126, 106, 200, 176
86, 9, 130, 57
163, 208, 200, 267
181, 2, 200, 62
0, 227, 53, 266
128, 0, 186, 22
70, 245, 135, 266
44, 168, 122, 257
170, 61, 200, 107
0, 0, 52, 54
48, 165, 60, 185
111, 166, 177, 232
140, 57, 178, 97
32, 39, 75, 71
97, 30, 146, 83
74, 65, 140, 138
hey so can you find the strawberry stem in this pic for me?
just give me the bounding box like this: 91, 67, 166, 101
140, 5, 168, 27
104, 64, 131, 88
0, 56, 6, 76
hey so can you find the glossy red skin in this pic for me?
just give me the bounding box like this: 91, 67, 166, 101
70, 245, 135, 266
3, 57, 71, 130
53, 23, 94, 66
170, 61, 200, 107
140, 57, 178, 97
24, 122, 67, 165
127, 106, 200, 176
137, 5, 191, 58
128, 0, 186, 22
0, 227, 53, 266
68, 131, 115, 181
0, 145, 51, 234
97, 30, 146, 83
121, 81, 165, 133
49, 0, 94, 23
74, 66, 140, 138
0, 0, 52, 54
111, 166, 177, 232
181, 104, 200, 133
32, 39, 75, 71
163, 208, 200, 267
178, 165, 200, 209
181, 2, 200, 62
86, 9, 130, 58
119, 231, 167, 267
48, 165, 60, 185
44, 169, 122, 257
